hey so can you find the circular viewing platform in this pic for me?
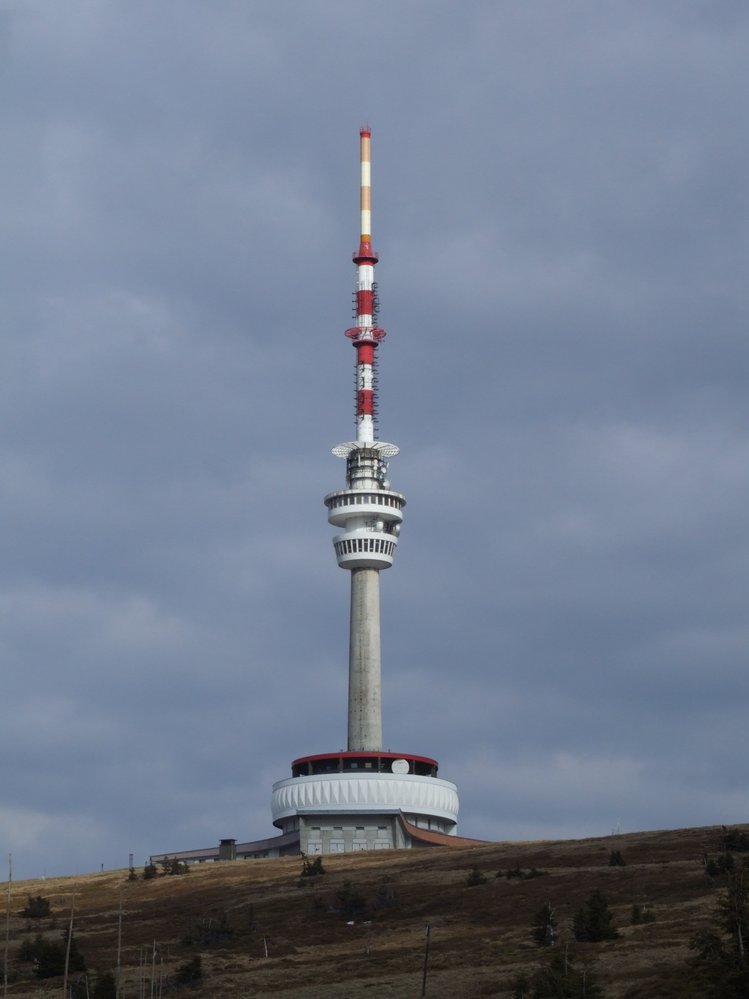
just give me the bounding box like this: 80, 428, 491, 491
272, 759, 459, 837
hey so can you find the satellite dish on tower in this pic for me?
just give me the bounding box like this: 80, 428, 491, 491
391, 759, 409, 774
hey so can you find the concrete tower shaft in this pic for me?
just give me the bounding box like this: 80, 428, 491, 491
348, 567, 382, 750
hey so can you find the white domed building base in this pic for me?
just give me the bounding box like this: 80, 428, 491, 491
271, 752, 462, 853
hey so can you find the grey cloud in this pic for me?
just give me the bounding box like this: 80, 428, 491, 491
1, 0, 747, 879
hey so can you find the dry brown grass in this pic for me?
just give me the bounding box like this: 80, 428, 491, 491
2, 822, 743, 997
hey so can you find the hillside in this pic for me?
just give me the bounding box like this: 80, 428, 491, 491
2, 823, 746, 997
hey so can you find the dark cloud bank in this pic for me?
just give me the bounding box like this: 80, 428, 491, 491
1, 0, 747, 879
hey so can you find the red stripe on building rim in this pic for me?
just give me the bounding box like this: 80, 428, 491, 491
292, 750, 439, 767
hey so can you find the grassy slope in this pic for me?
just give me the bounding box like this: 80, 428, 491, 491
2, 823, 744, 998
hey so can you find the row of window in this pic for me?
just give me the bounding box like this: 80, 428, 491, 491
327, 493, 403, 510
335, 538, 395, 557
307, 842, 391, 853
310, 825, 389, 834
292, 757, 436, 777
406, 815, 447, 832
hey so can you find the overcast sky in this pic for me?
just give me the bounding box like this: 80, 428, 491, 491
1, 0, 747, 880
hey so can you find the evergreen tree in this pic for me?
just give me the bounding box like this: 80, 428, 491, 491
525, 949, 605, 997
719, 864, 748, 962
531, 902, 557, 946
691, 864, 749, 997
174, 955, 202, 985
722, 827, 749, 852
573, 890, 619, 942
165, 857, 189, 875
20, 895, 51, 918
511, 972, 532, 998
92, 971, 117, 999
19, 932, 86, 979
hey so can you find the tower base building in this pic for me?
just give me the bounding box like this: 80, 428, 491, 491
272, 752, 460, 853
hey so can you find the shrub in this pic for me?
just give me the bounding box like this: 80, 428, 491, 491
18, 932, 86, 979
174, 955, 202, 986
92, 971, 117, 998
722, 826, 749, 852
157, 856, 188, 876
335, 880, 367, 920
20, 895, 51, 918
300, 855, 325, 878
630, 903, 656, 925
510, 971, 532, 998
608, 850, 626, 867
69, 977, 91, 999
498, 867, 547, 880
375, 878, 398, 909
709, 852, 735, 877
517, 950, 605, 997
184, 911, 233, 947
691, 922, 749, 998
465, 866, 488, 887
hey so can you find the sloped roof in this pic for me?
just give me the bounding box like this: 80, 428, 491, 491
400, 816, 487, 848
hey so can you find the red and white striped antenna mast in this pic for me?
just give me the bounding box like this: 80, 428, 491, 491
344, 126, 387, 444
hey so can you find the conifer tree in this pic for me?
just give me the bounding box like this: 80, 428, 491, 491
531, 902, 557, 947
573, 890, 618, 942
691, 862, 749, 997
516, 949, 605, 997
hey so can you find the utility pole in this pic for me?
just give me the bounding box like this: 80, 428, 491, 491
116, 892, 123, 999
3, 854, 11, 999
421, 922, 431, 996
63, 890, 76, 997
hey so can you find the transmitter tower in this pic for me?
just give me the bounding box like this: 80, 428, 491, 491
270, 130, 461, 854
150, 130, 473, 866
328, 127, 402, 753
